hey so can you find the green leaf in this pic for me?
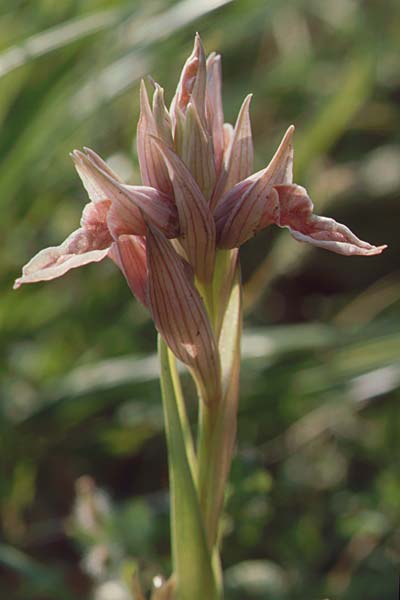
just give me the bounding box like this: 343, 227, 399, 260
158, 337, 219, 600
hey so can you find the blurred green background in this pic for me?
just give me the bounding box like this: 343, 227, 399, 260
1, 1, 399, 598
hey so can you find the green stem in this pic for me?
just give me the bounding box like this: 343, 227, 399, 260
159, 338, 219, 600
166, 342, 197, 480
160, 252, 241, 599
197, 401, 222, 546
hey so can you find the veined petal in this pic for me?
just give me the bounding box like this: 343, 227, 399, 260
72, 150, 144, 235
153, 138, 216, 282
212, 94, 254, 208
106, 185, 178, 239
206, 52, 224, 176
152, 83, 173, 146
215, 125, 295, 248
213, 178, 254, 235
75, 150, 179, 238
71, 149, 122, 203
272, 184, 387, 256
223, 123, 234, 156
256, 124, 295, 188
225, 94, 254, 186
109, 235, 148, 307
146, 225, 220, 404
14, 200, 112, 288
79, 147, 123, 181
137, 80, 173, 196
176, 101, 216, 200
170, 32, 206, 123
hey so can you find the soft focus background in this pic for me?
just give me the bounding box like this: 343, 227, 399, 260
1, 1, 399, 599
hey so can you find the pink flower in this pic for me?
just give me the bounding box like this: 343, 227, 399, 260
15, 35, 386, 399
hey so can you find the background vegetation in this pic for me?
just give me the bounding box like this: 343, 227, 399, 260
1, 1, 399, 598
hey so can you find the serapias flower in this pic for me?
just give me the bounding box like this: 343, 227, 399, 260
15, 34, 386, 400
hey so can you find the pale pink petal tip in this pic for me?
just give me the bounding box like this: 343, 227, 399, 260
14, 201, 113, 288
70, 148, 122, 204
171, 31, 206, 117
13, 243, 110, 289
273, 184, 387, 257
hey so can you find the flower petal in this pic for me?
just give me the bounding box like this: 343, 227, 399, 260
176, 101, 216, 200
78, 147, 123, 181
106, 183, 178, 238
171, 38, 216, 199
72, 150, 146, 235
206, 52, 224, 176
75, 150, 179, 238
153, 138, 216, 282
215, 125, 294, 248
212, 94, 254, 208
224, 94, 254, 187
152, 83, 173, 146
146, 225, 220, 404
14, 201, 112, 288
272, 184, 387, 255
71, 149, 122, 203
223, 123, 234, 155
109, 235, 148, 307
170, 32, 206, 122
137, 80, 173, 196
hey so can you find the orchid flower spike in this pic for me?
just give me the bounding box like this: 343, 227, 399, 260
15, 34, 386, 403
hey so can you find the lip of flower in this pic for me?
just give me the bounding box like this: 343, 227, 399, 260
13, 198, 113, 290
109, 234, 148, 307
264, 184, 388, 256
